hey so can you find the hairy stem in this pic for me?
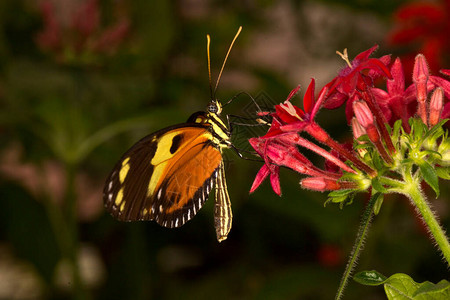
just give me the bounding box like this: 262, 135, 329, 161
406, 182, 450, 266
335, 193, 380, 300
306, 122, 377, 177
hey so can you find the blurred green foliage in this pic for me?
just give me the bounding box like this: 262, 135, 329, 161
0, 0, 448, 299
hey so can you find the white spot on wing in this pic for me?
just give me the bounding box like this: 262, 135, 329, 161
159, 205, 163, 213
175, 218, 179, 227
157, 189, 162, 199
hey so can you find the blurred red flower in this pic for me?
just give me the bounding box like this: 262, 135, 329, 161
36, 0, 130, 64
388, 0, 450, 75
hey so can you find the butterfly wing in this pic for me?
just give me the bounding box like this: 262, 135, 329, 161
104, 124, 223, 228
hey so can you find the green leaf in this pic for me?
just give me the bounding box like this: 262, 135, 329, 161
393, 119, 402, 136
355, 271, 450, 300
354, 270, 387, 286
328, 189, 354, 198
414, 280, 450, 299
373, 194, 384, 215
411, 118, 426, 142
418, 160, 440, 197
356, 135, 371, 144
372, 151, 384, 170
421, 149, 442, 160
436, 167, 450, 180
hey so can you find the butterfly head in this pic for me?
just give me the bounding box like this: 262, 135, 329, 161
207, 100, 222, 115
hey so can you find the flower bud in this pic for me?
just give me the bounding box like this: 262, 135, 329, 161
301, 177, 357, 191
413, 54, 429, 124
413, 54, 429, 102
429, 88, 443, 127
353, 101, 374, 129
353, 100, 394, 165
301, 177, 341, 191
351, 117, 367, 141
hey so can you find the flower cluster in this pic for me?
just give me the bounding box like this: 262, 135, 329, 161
249, 46, 450, 201
36, 0, 130, 64
388, 0, 450, 75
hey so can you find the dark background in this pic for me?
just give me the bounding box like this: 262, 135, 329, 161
0, 0, 449, 299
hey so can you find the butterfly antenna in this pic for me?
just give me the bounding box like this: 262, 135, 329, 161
207, 34, 213, 100
213, 26, 242, 99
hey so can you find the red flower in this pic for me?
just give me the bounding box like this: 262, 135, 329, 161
317, 245, 342, 268
388, 0, 450, 74
249, 132, 342, 196
371, 58, 417, 129
35, 0, 130, 64
323, 45, 392, 122
249, 50, 450, 199
266, 79, 325, 136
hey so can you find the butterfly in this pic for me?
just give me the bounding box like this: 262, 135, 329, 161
103, 27, 242, 242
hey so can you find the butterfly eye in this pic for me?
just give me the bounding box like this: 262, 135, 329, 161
207, 102, 218, 113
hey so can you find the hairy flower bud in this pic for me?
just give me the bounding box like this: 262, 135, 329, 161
353, 101, 374, 129
413, 54, 430, 124
353, 100, 393, 165
301, 177, 357, 191
351, 117, 367, 141
429, 88, 444, 127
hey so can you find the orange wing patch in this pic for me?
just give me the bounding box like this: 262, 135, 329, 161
144, 137, 223, 227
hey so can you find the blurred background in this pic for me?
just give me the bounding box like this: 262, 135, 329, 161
0, 0, 449, 299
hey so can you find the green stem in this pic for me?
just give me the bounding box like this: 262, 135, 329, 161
64, 163, 89, 300
407, 182, 450, 266
378, 176, 404, 189
335, 193, 380, 300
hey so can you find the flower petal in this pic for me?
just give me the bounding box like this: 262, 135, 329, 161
323, 91, 347, 109
353, 45, 378, 64
442, 102, 450, 119
269, 167, 281, 196
429, 75, 450, 100
250, 164, 270, 193
387, 58, 405, 95
303, 79, 315, 114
